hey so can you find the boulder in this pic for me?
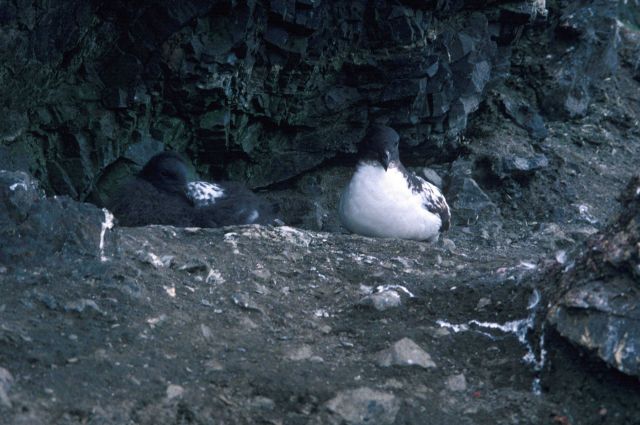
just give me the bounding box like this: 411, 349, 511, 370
542, 176, 640, 377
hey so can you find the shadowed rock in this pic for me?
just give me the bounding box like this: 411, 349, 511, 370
541, 176, 640, 377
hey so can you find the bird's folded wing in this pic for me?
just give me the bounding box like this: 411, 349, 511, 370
186, 181, 225, 207
417, 178, 451, 231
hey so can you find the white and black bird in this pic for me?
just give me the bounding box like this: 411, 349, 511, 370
108, 152, 277, 227
338, 125, 450, 242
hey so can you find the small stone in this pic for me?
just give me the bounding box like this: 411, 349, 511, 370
314, 309, 330, 318
500, 154, 549, 177
555, 250, 567, 264
232, 293, 261, 311
138, 252, 173, 268
576, 204, 599, 225
442, 238, 456, 252
319, 325, 332, 334
476, 297, 491, 309
286, 345, 313, 361
0, 367, 14, 407
63, 299, 103, 315
250, 396, 276, 411
204, 358, 224, 371
375, 338, 436, 369
166, 384, 184, 400
431, 327, 451, 337
239, 316, 259, 329
422, 167, 443, 189
326, 387, 400, 425
445, 374, 467, 392
252, 268, 272, 281
201, 324, 214, 341
448, 160, 500, 226
359, 290, 402, 311
383, 378, 404, 389
146, 314, 168, 328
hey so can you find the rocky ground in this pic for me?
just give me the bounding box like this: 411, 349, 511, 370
2, 1, 640, 424
1, 60, 640, 423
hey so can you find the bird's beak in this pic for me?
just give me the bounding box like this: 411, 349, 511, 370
381, 150, 391, 171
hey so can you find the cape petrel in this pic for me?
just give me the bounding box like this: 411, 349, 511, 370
338, 125, 450, 242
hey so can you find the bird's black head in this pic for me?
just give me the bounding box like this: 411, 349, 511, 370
362, 125, 400, 171
139, 152, 189, 195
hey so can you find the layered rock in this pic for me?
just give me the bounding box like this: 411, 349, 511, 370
0, 0, 549, 199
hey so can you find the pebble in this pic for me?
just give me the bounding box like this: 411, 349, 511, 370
0, 367, 14, 407
231, 293, 261, 311
476, 297, 491, 310
166, 384, 184, 400
239, 316, 259, 330
445, 373, 468, 392
138, 251, 174, 268
63, 299, 103, 315
200, 324, 214, 341
286, 345, 313, 361
431, 327, 451, 337
555, 250, 567, 264
442, 238, 456, 252
250, 396, 276, 411
375, 338, 436, 369
319, 325, 332, 334
359, 290, 402, 311
422, 167, 444, 189
251, 268, 272, 281
326, 387, 400, 425
204, 358, 224, 371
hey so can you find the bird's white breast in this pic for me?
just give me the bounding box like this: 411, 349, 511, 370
338, 163, 442, 241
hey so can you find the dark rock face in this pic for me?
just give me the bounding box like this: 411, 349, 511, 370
532, 0, 620, 119
542, 177, 640, 377
500, 92, 548, 140
0, 0, 547, 198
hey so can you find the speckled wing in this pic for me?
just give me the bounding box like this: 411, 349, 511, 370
408, 174, 451, 232
186, 181, 225, 207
